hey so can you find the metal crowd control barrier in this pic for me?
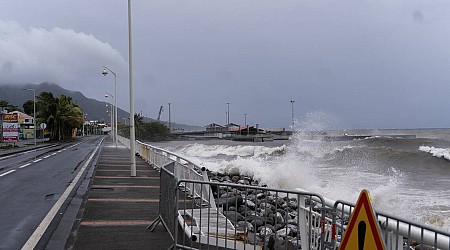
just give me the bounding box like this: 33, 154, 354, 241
116, 135, 450, 249
148, 162, 178, 246
175, 180, 327, 250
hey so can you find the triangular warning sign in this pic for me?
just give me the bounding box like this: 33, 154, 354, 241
339, 190, 385, 250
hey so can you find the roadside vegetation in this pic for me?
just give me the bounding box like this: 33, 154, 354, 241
119, 114, 173, 141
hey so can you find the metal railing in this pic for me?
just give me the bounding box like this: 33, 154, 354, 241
117, 135, 450, 249
118, 135, 216, 208
331, 200, 450, 250
174, 179, 327, 250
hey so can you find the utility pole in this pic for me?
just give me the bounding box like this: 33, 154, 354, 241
290, 100, 295, 129
168, 103, 171, 133
226, 102, 230, 129
128, 0, 136, 177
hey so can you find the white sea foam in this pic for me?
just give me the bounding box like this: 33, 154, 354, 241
158, 126, 450, 230
419, 146, 450, 161
175, 143, 286, 158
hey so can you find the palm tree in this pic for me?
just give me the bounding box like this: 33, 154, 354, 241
37, 92, 58, 140
23, 100, 34, 116
0, 99, 21, 112
37, 92, 83, 141
56, 95, 82, 140
134, 113, 144, 138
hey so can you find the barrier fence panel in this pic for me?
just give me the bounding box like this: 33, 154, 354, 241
148, 163, 178, 242
331, 200, 450, 250
175, 179, 327, 250
133, 139, 217, 209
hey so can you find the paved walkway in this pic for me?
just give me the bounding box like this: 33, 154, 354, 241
65, 139, 173, 249
0, 138, 50, 157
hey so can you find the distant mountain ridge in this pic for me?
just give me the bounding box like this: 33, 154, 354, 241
0, 82, 203, 131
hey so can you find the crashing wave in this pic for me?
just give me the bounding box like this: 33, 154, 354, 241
419, 146, 450, 161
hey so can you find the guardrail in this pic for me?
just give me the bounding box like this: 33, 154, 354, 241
331, 200, 450, 250
117, 135, 215, 208
117, 135, 450, 249
175, 179, 327, 250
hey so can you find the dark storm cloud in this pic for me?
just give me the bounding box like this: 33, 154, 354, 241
1, 0, 450, 129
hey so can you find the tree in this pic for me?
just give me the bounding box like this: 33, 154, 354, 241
36, 92, 83, 141
23, 100, 34, 116
0, 99, 21, 112
141, 122, 171, 141
118, 114, 171, 141
134, 113, 145, 138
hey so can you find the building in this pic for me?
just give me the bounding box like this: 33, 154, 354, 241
11, 111, 35, 140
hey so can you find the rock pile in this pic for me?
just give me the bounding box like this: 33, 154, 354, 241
208, 170, 323, 250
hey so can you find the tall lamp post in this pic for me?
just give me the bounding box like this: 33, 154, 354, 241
25, 88, 36, 146
105, 93, 115, 140
106, 102, 113, 140
290, 100, 295, 130
226, 102, 230, 129
168, 103, 171, 133
244, 113, 249, 135
102, 66, 118, 148
128, 0, 136, 176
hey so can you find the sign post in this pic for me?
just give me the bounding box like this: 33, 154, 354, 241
2, 113, 19, 143
40, 123, 47, 142
339, 190, 385, 250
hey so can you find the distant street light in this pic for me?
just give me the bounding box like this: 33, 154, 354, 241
244, 113, 249, 135
290, 100, 295, 130
105, 101, 113, 140
102, 66, 118, 148
24, 88, 36, 146
82, 112, 86, 136
226, 102, 230, 129
168, 103, 171, 133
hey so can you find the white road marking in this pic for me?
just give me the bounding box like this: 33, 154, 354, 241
19, 163, 31, 169
43, 155, 51, 159
22, 139, 103, 250
0, 170, 16, 177
33, 159, 42, 163
51, 153, 57, 156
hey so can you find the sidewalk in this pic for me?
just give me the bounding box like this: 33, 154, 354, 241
65, 139, 172, 249
0, 138, 50, 157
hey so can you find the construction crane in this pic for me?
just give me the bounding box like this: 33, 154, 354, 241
157, 106, 164, 121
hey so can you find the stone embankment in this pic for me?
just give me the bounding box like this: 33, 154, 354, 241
208, 170, 331, 250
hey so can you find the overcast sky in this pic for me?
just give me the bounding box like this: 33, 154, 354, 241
1, 0, 450, 129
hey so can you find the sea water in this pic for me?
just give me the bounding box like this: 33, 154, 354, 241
151, 128, 450, 231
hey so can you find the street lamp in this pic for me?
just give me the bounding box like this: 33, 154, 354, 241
102, 66, 118, 148
290, 100, 295, 130
105, 93, 115, 140
24, 88, 36, 146
85, 113, 88, 135
168, 103, 171, 133
244, 113, 249, 135
128, 0, 137, 176
105, 102, 113, 140
82, 112, 86, 136
226, 102, 230, 129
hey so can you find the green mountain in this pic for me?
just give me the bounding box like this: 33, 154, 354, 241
0, 82, 203, 131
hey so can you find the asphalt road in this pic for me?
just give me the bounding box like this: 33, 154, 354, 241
0, 136, 104, 250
